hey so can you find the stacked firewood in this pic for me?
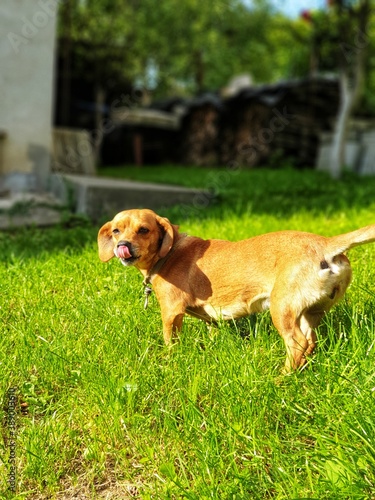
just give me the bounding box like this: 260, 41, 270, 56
178, 77, 339, 168
102, 77, 340, 168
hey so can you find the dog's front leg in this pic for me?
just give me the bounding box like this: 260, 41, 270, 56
160, 307, 185, 345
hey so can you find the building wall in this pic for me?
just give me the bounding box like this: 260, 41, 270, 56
0, 0, 57, 192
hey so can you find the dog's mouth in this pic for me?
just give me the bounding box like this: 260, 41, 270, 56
115, 243, 138, 265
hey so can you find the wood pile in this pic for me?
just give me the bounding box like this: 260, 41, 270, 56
178, 95, 221, 166
220, 77, 340, 167
219, 102, 272, 167
101, 76, 340, 168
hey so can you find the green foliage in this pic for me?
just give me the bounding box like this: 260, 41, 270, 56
57, 0, 375, 115
1, 167, 375, 497
140, 0, 277, 92
58, 0, 142, 86
298, 0, 375, 114
57, 0, 315, 96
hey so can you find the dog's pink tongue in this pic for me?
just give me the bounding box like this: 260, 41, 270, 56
117, 245, 131, 259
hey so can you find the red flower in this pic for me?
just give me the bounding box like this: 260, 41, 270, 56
301, 9, 312, 21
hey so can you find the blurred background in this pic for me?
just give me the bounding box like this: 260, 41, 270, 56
54, 0, 375, 172
0, 0, 374, 220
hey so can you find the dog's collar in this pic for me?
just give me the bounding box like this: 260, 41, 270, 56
142, 234, 188, 309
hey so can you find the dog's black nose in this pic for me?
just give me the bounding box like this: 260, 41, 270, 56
117, 241, 132, 249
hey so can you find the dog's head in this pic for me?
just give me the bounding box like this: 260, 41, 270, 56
98, 209, 178, 271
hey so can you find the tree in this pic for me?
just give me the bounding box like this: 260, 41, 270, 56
57, 0, 142, 160
59, 0, 350, 166
57, 0, 283, 100
329, 0, 371, 179
301, 0, 372, 179
133, 0, 277, 95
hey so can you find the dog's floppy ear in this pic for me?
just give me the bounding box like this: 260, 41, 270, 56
156, 215, 178, 258
98, 221, 115, 262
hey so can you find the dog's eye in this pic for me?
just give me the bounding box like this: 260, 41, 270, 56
112, 228, 120, 235
137, 227, 149, 235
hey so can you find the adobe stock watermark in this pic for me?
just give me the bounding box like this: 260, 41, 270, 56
177, 105, 295, 219
53, 88, 144, 174
4, 387, 18, 493
340, 19, 373, 64
178, 161, 240, 219
7, 0, 65, 55
238, 106, 295, 165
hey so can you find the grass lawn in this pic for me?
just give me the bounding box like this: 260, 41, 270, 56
1, 166, 375, 499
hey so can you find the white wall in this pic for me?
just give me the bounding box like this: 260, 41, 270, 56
0, 0, 58, 192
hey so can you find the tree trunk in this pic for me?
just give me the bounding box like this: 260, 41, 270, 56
329, 0, 369, 179
329, 72, 354, 179
60, 0, 72, 125
93, 84, 106, 165
194, 50, 204, 93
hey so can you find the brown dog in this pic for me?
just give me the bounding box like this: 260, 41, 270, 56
98, 208, 375, 372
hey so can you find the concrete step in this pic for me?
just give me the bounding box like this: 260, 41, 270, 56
51, 173, 211, 221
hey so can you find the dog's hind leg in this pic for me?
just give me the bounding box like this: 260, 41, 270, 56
299, 312, 322, 358
275, 318, 309, 373
269, 289, 310, 372
272, 305, 327, 372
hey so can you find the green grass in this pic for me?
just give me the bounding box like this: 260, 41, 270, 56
1, 166, 375, 499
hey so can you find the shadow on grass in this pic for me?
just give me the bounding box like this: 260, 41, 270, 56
0, 217, 97, 262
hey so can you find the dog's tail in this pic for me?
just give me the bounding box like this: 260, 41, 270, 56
325, 224, 375, 259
